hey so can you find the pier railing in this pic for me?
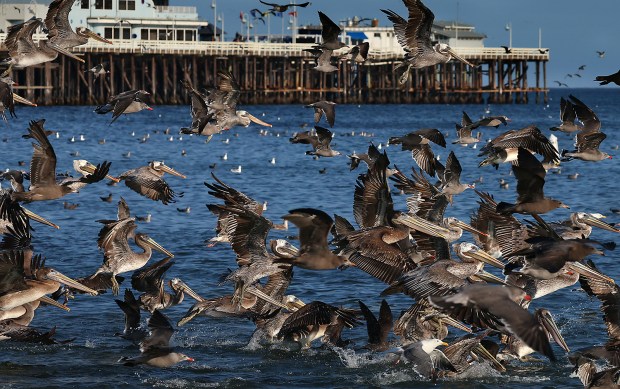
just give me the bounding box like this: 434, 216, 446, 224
0, 33, 549, 61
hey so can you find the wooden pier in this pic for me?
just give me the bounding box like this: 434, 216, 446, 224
0, 35, 549, 105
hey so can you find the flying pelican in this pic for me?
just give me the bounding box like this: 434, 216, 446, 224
118, 161, 186, 204
94, 89, 152, 124
0, 76, 37, 121
381, 0, 475, 84
45, 0, 112, 49
305, 101, 336, 128
289, 126, 341, 157
388, 128, 446, 176
88, 217, 175, 295
11, 120, 115, 202
596, 69, 620, 86
1, 17, 84, 70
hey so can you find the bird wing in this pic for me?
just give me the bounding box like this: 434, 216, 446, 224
27, 119, 58, 187
359, 300, 381, 345
392, 261, 467, 300
411, 144, 437, 177
45, 0, 76, 45
5, 18, 43, 58
418, 128, 446, 147
140, 310, 174, 352
115, 289, 141, 332
488, 126, 560, 164
289, 130, 320, 148
570, 95, 601, 133
279, 301, 358, 338
318, 11, 341, 44
216, 70, 241, 110
312, 107, 324, 124
182, 81, 210, 133
382, 0, 434, 54
217, 205, 271, 266
443, 151, 462, 186
205, 173, 263, 215
117, 197, 131, 220
97, 218, 138, 267
513, 148, 546, 203
353, 154, 394, 228
131, 257, 173, 293
576, 131, 606, 151
120, 167, 178, 204
0, 250, 31, 296
283, 208, 333, 256
559, 97, 576, 123
315, 126, 334, 148
253, 267, 293, 316
318, 102, 336, 127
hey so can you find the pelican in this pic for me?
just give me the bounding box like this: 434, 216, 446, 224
381, 0, 475, 84
11, 120, 115, 202
388, 128, 446, 176
289, 126, 341, 157
88, 217, 175, 295
118, 161, 186, 204
0, 76, 37, 121
2, 18, 84, 70
45, 0, 112, 49
0, 250, 97, 312
94, 89, 152, 124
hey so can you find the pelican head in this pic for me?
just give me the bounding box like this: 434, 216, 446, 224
169, 278, 203, 302
283, 295, 306, 311
435, 43, 476, 67
73, 159, 120, 182
237, 110, 273, 127
135, 233, 175, 257
76, 27, 113, 44
35, 268, 99, 295
149, 161, 186, 178
446, 217, 489, 237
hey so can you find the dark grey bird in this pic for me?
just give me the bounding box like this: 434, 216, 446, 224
45, 0, 112, 50
118, 161, 186, 204
359, 300, 393, 351
119, 310, 194, 367
496, 148, 569, 215
596, 69, 620, 86
550, 97, 581, 133
562, 97, 611, 162
86, 62, 109, 79
388, 128, 446, 176
318, 11, 347, 51
114, 289, 148, 342
597, 51, 605, 58
289, 126, 340, 157
258, 1, 310, 13
436, 151, 475, 201
305, 101, 336, 127
554, 80, 569, 87
388, 339, 456, 381
478, 125, 560, 169
347, 41, 370, 63
381, 0, 475, 84
313, 48, 338, 73
2, 17, 84, 70
500, 45, 512, 54
94, 89, 152, 124
429, 284, 556, 361
279, 208, 348, 270
452, 124, 480, 145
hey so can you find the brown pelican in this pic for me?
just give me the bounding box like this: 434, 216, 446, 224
0, 189, 59, 240
429, 284, 556, 361
574, 358, 620, 388
441, 334, 506, 375
318, 12, 347, 51
179, 71, 271, 138
547, 212, 620, 239
0, 76, 36, 121
2, 17, 84, 70
388, 339, 456, 381
180, 81, 212, 137
277, 301, 359, 349
118, 161, 185, 204
381, 0, 475, 84
45, 0, 112, 49
119, 310, 194, 367
114, 289, 148, 342
258, 1, 310, 12
289, 126, 341, 157
11, 120, 114, 202
89, 217, 174, 295
347, 143, 382, 171
478, 125, 560, 169
496, 148, 569, 215
280, 208, 348, 270
305, 101, 336, 128
393, 301, 471, 343
131, 257, 201, 312
550, 97, 581, 133
388, 128, 446, 176
596, 69, 620, 86
358, 300, 393, 351
0, 250, 97, 311
94, 89, 152, 124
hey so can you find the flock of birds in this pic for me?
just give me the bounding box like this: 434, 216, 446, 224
1, 0, 620, 386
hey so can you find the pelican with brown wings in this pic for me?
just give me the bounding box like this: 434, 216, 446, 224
118, 161, 185, 204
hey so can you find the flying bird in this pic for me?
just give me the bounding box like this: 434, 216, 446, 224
596, 69, 620, 86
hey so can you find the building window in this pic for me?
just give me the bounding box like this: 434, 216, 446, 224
122, 27, 130, 39
118, 0, 135, 10
81, 0, 88, 9
104, 27, 131, 39
95, 0, 112, 9
374, 32, 381, 37
141, 29, 148, 40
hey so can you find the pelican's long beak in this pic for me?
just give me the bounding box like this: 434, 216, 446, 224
451, 219, 489, 237
569, 262, 615, 285
47, 270, 98, 295
143, 236, 175, 258
393, 214, 451, 240
472, 269, 507, 285
447, 47, 476, 67
12, 93, 37, 106
170, 278, 203, 302
422, 313, 472, 333
473, 344, 506, 372
464, 248, 505, 269
79, 161, 120, 182
39, 295, 70, 311
247, 287, 290, 310
583, 214, 620, 233
247, 112, 272, 127
159, 163, 187, 179
84, 29, 113, 44
50, 44, 85, 63
23, 207, 60, 229
288, 298, 306, 310
537, 309, 570, 353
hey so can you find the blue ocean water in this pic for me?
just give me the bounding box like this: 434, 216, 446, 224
1, 88, 620, 388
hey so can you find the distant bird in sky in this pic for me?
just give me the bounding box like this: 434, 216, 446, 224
538, 48, 549, 54
554, 80, 568, 87
596, 51, 605, 58
596, 70, 620, 86
258, 0, 310, 13
249, 9, 274, 24
500, 45, 512, 54
578, 65, 586, 71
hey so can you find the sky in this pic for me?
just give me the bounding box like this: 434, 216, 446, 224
174, 0, 620, 87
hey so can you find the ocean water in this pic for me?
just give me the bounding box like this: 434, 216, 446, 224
1, 88, 620, 388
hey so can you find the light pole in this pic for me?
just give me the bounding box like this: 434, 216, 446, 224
211, 0, 216, 41
505, 22, 512, 48
218, 13, 224, 42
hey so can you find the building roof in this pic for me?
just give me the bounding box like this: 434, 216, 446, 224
434, 20, 476, 30
432, 28, 487, 39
